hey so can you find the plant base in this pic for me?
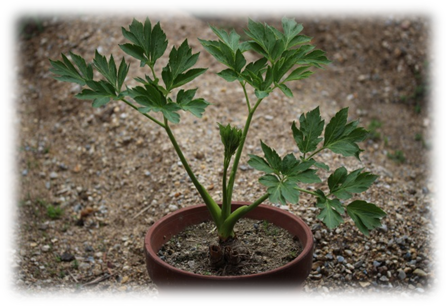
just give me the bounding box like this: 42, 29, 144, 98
144, 202, 314, 289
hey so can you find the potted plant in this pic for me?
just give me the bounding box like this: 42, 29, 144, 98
49, 16, 386, 288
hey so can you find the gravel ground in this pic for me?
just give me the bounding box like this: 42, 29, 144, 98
13, 12, 436, 298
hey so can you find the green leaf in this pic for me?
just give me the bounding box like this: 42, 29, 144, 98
210, 26, 241, 52
248, 154, 275, 174
284, 66, 313, 82
68, 52, 93, 81
289, 169, 321, 184
128, 84, 180, 123
259, 174, 300, 205
292, 106, 325, 154
92, 97, 111, 108
346, 201, 386, 236
324, 108, 368, 159
316, 198, 344, 229
328, 167, 378, 200
119, 43, 146, 62
172, 68, 207, 89
120, 18, 167, 67
278, 84, 293, 98
49, 53, 88, 86
217, 69, 239, 82
117, 57, 130, 91
176, 88, 210, 118
296, 49, 331, 68
260, 141, 282, 172
162, 40, 206, 90
281, 17, 303, 48
312, 160, 330, 171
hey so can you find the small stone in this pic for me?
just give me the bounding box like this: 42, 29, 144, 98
188, 261, 195, 269
325, 253, 333, 260
41, 245, 50, 252
168, 204, 179, 211
60, 252, 75, 262
78, 263, 90, 271
413, 269, 428, 277
398, 270, 407, 280
359, 282, 371, 288
49, 172, 58, 179
373, 260, 381, 267
144, 171, 151, 177
379, 276, 389, 282
336, 255, 345, 263
264, 115, 274, 121
22, 169, 28, 176
95, 252, 103, 258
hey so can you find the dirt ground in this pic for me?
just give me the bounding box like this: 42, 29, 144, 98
13, 12, 434, 296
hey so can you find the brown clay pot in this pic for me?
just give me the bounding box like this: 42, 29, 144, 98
144, 202, 314, 289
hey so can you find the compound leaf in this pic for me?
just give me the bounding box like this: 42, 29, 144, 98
292, 106, 325, 154
316, 198, 344, 229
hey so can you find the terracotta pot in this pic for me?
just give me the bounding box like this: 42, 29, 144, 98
144, 202, 314, 289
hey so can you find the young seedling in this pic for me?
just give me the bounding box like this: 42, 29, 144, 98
50, 17, 385, 269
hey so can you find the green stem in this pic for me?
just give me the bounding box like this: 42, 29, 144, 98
295, 186, 320, 197
225, 98, 263, 207
221, 159, 230, 220
120, 98, 165, 128
163, 118, 222, 227
219, 193, 269, 239
240, 81, 251, 112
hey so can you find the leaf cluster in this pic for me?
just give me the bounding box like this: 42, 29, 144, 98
199, 17, 331, 99
50, 18, 210, 123
248, 107, 385, 235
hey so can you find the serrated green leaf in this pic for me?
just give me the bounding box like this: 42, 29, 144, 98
296, 49, 331, 68
210, 26, 241, 52
172, 68, 207, 89
289, 169, 321, 184
277, 83, 293, 97
248, 154, 275, 174
328, 167, 378, 199
117, 58, 129, 91
288, 35, 312, 48
119, 43, 146, 62
92, 97, 111, 108
163, 40, 205, 90
128, 84, 180, 123
176, 88, 210, 118
69, 52, 93, 81
281, 17, 303, 48
217, 69, 239, 82
259, 174, 300, 205
324, 108, 367, 159
292, 106, 325, 154
316, 198, 344, 229
346, 201, 386, 236
313, 160, 330, 171
260, 141, 282, 172
121, 18, 167, 67
49, 55, 86, 86
280, 153, 299, 175
150, 22, 168, 64
284, 66, 312, 82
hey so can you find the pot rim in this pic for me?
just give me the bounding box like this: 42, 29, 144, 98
145, 202, 314, 280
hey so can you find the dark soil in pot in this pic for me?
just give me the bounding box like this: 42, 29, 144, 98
158, 218, 303, 276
